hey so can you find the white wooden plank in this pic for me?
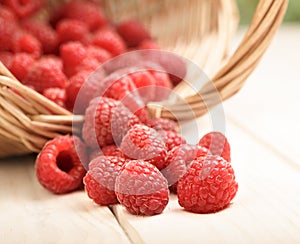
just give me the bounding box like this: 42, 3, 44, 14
0, 155, 131, 244
112, 119, 300, 244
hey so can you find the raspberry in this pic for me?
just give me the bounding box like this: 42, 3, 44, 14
177, 155, 238, 213
92, 28, 126, 56
9, 53, 35, 82
84, 156, 126, 205
120, 124, 167, 170
82, 97, 140, 149
150, 70, 173, 101
35, 135, 87, 194
159, 130, 186, 151
0, 52, 14, 68
12, 32, 42, 58
0, 18, 18, 51
86, 45, 112, 64
60, 41, 88, 77
52, 0, 106, 31
138, 40, 160, 50
147, 118, 178, 133
4, 0, 44, 18
117, 19, 152, 47
89, 145, 124, 161
0, 5, 17, 23
115, 160, 169, 216
199, 132, 231, 162
129, 70, 156, 102
42, 88, 66, 108
103, 74, 137, 101
24, 57, 67, 92
161, 144, 208, 193
21, 19, 58, 54
56, 19, 89, 44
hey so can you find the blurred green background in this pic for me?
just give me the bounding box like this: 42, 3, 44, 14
237, 0, 300, 24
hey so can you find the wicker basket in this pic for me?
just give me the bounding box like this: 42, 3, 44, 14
0, 0, 288, 158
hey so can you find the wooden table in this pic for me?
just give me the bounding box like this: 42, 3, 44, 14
1, 24, 300, 243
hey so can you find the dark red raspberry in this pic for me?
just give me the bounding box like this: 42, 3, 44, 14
24, 57, 67, 92
82, 97, 140, 149
159, 130, 186, 151
42, 88, 66, 108
35, 135, 87, 194
0, 18, 19, 51
0, 51, 14, 69
177, 155, 238, 213
129, 70, 156, 102
117, 19, 152, 47
56, 19, 89, 44
115, 160, 169, 216
51, 0, 106, 31
161, 144, 208, 193
21, 19, 58, 54
4, 0, 44, 18
84, 156, 126, 205
12, 32, 42, 58
9, 53, 35, 81
147, 118, 178, 133
199, 131, 231, 162
92, 28, 126, 56
120, 124, 167, 170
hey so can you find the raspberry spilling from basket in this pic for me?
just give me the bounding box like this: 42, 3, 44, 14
1, 0, 238, 216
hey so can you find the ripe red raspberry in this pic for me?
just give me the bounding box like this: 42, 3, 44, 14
117, 19, 152, 47
60, 41, 88, 77
115, 160, 169, 216
9, 53, 35, 82
4, 0, 44, 18
35, 135, 87, 194
161, 144, 208, 193
84, 156, 126, 205
199, 132, 231, 162
92, 28, 126, 56
129, 70, 156, 102
0, 51, 14, 68
42, 88, 66, 108
177, 155, 238, 213
24, 57, 67, 92
51, 0, 106, 31
82, 97, 140, 149
0, 5, 17, 23
150, 70, 173, 101
21, 19, 58, 54
159, 130, 186, 151
120, 124, 167, 170
146, 118, 178, 133
86, 45, 112, 64
103, 74, 137, 101
12, 32, 42, 58
89, 145, 124, 161
138, 40, 160, 50
56, 19, 89, 44
0, 18, 19, 51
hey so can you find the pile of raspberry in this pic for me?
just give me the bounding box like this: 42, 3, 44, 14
1, 0, 238, 216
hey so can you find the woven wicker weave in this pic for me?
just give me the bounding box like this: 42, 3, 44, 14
0, 0, 288, 157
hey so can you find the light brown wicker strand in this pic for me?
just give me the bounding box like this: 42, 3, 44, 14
150, 0, 288, 121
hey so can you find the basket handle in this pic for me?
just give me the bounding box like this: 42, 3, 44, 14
149, 0, 289, 121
